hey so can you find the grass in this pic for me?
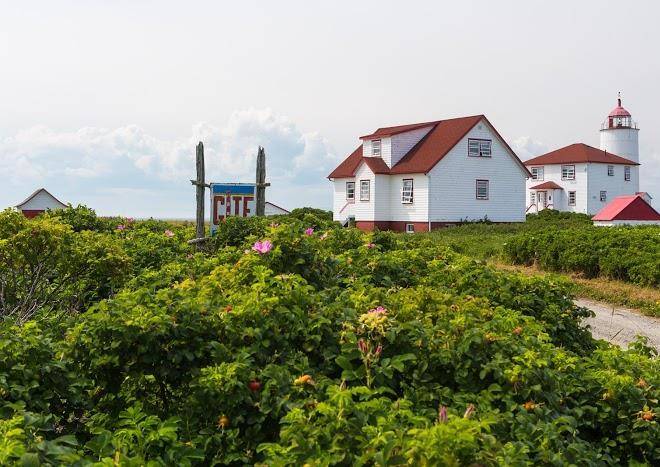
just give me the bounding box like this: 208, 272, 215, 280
495, 263, 660, 317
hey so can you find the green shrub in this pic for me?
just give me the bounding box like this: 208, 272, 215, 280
1, 218, 658, 464
505, 226, 660, 286
0, 210, 130, 322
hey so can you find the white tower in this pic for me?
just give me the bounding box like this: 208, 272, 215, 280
599, 93, 639, 163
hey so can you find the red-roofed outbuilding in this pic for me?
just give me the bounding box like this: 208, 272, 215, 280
592, 194, 660, 226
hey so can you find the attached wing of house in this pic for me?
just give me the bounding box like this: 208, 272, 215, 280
329, 115, 530, 231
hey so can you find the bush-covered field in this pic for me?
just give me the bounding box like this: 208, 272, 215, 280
0, 207, 659, 465
504, 226, 660, 287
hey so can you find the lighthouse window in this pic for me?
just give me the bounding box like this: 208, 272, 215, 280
624, 166, 631, 181
468, 139, 492, 157
607, 165, 614, 177
600, 191, 607, 202
568, 191, 576, 206
561, 165, 575, 180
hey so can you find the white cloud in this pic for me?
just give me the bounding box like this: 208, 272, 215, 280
512, 136, 547, 161
0, 109, 338, 216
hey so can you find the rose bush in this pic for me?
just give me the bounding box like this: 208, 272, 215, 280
0, 215, 658, 464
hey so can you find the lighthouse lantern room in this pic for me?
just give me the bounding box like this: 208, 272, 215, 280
599, 93, 640, 163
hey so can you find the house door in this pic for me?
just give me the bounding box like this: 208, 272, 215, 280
537, 191, 547, 210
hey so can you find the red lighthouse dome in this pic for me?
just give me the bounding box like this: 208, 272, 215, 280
609, 98, 631, 118
603, 93, 635, 129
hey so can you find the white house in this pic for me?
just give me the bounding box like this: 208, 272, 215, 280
328, 115, 530, 232
524, 96, 641, 215
15, 188, 67, 218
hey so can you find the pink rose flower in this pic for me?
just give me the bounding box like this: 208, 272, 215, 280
116, 224, 126, 231
304, 227, 314, 236
438, 406, 448, 423
252, 240, 273, 254
164, 229, 174, 238
366, 243, 376, 248
369, 306, 387, 315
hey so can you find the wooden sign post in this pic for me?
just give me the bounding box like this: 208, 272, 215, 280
255, 146, 269, 216
190, 141, 209, 248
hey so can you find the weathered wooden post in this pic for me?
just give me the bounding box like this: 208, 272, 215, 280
255, 146, 269, 216
189, 141, 208, 248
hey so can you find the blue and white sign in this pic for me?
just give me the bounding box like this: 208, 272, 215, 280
210, 183, 256, 234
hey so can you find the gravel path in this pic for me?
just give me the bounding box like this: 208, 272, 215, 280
577, 298, 660, 351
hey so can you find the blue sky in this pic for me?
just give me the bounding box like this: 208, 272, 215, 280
1, 0, 659, 217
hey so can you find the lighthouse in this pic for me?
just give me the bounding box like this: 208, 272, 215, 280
599, 93, 639, 164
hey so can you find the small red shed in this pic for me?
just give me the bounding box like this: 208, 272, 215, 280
592, 194, 660, 226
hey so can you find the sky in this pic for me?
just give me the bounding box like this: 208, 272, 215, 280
1, 0, 659, 218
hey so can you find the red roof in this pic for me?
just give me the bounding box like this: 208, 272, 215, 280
592, 195, 660, 221
524, 143, 638, 166
360, 121, 438, 140
329, 115, 530, 178
609, 98, 631, 118
362, 157, 391, 174
530, 181, 563, 190
328, 145, 364, 179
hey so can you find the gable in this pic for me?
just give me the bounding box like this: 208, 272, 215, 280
329, 114, 530, 179
593, 195, 660, 221
16, 188, 67, 210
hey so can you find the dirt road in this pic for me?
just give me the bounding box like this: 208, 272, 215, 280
578, 298, 660, 351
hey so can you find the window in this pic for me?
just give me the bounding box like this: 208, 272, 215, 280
568, 191, 576, 206
561, 165, 575, 180
476, 179, 489, 200
600, 191, 607, 202
405, 223, 415, 234
607, 165, 614, 176
371, 139, 381, 157
359, 180, 370, 201
346, 182, 355, 200
531, 167, 544, 181
468, 139, 492, 157
402, 179, 414, 204
624, 166, 631, 181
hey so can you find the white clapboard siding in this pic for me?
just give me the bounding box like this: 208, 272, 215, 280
586, 163, 639, 214
388, 174, 429, 222
353, 162, 376, 220
389, 127, 433, 168
332, 178, 355, 222
428, 121, 527, 222
17, 189, 67, 211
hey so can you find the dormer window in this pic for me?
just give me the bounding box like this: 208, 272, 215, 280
372, 139, 381, 157
468, 139, 492, 157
